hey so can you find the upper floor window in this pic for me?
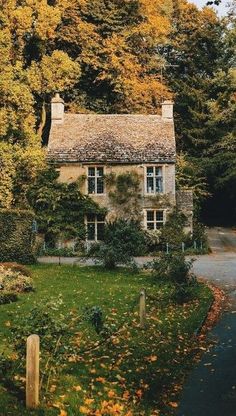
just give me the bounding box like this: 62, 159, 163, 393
146, 166, 163, 194
88, 167, 104, 194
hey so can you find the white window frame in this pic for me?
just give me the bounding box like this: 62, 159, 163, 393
87, 166, 105, 195
145, 165, 164, 195
144, 209, 166, 230
85, 214, 106, 242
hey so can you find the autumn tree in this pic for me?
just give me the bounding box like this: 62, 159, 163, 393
56, 0, 173, 113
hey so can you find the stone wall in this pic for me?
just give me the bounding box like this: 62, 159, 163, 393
57, 162, 176, 220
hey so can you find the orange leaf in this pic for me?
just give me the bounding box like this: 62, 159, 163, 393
79, 406, 90, 414
73, 385, 82, 392
59, 410, 67, 416
169, 402, 178, 408
96, 377, 106, 383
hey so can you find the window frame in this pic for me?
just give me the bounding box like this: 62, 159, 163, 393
144, 165, 164, 195
87, 166, 105, 195
85, 214, 106, 242
144, 209, 166, 230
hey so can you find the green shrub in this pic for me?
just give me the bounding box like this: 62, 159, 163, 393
83, 306, 103, 333
159, 208, 191, 250
151, 253, 197, 304
192, 220, 209, 252
0, 209, 36, 264
0, 292, 18, 305
172, 283, 195, 304
89, 219, 146, 269
151, 253, 194, 285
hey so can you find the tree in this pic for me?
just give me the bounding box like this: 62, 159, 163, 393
56, 0, 173, 113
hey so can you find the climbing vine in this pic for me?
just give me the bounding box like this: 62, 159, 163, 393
105, 171, 143, 221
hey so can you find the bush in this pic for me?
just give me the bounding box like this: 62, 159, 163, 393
0, 262, 32, 277
89, 219, 146, 269
151, 253, 194, 284
0, 265, 34, 293
0, 209, 36, 264
151, 253, 197, 304
192, 220, 209, 252
172, 284, 195, 304
0, 292, 18, 305
159, 208, 191, 250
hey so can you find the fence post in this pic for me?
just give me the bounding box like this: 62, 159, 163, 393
166, 243, 169, 254
26, 334, 40, 409
182, 242, 185, 253
139, 289, 146, 329
194, 240, 197, 250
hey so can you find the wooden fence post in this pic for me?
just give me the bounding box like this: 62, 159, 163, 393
26, 334, 40, 409
139, 289, 146, 329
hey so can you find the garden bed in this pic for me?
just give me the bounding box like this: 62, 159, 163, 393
0, 265, 213, 415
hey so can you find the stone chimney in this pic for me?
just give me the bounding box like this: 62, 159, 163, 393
162, 100, 174, 120
51, 93, 64, 124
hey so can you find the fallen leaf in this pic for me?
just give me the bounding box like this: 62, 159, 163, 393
73, 385, 82, 392
169, 402, 178, 408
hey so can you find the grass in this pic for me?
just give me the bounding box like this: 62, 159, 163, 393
0, 264, 213, 416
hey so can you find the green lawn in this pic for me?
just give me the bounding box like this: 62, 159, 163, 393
0, 265, 213, 416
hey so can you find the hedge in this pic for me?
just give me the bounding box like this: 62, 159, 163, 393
0, 209, 36, 264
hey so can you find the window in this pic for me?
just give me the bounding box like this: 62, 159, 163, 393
146, 210, 164, 230
88, 167, 104, 194
146, 166, 163, 194
86, 213, 106, 241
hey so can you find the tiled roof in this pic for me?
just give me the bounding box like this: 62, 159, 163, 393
48, 114, 176, 164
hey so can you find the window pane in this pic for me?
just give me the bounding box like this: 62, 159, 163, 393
155, 178, 163, 193
155, 167, 162, 177
156, 223, 163, 229
97, 223, 105, 240
88, 167, 95, 177
147, 167, 154, 176
147, 222, 155, 230
156, 211, 163, 221
97, 178, 104, 194
87, 223, 95, 240
87, 213, 96, 222
147, 177, 154, 193
88, 177, 95, 194
147, 211, 154, 221
96, 167, 104, 177
97, 213, 106, 222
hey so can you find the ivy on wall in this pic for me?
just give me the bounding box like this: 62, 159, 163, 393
105, 171, 143, 221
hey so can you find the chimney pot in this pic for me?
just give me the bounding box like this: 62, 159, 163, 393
162, 100, 174, 120
51, 93, 64, 124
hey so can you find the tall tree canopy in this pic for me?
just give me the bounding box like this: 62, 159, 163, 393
1, 0, 235, 225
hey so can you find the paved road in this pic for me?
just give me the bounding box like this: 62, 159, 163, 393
178, 228, 236, 416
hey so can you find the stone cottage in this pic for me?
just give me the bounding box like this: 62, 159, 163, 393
47, 94, 193, 242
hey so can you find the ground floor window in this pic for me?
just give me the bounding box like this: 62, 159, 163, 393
145, 210, 164, 230
86, 213, 106, 241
